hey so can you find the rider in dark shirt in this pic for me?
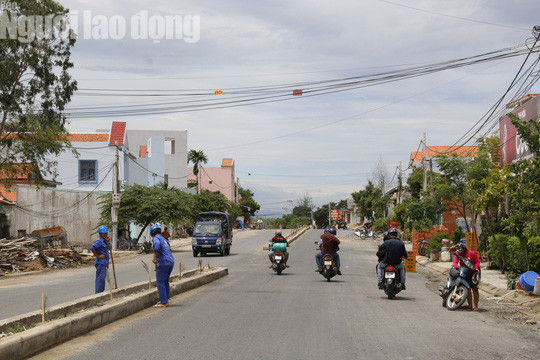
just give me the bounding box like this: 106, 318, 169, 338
268, 230, 289, 267
376, 228, 408, 290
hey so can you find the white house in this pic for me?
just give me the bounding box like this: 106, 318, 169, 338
7, 122, 189, 247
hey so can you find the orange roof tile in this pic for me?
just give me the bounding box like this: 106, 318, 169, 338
0, 164, 33, 180
68, 133, 109, 142
0, 188, 16, 202
139, 145, 147, 158
410, 146, 479, 163
221, 158, 234, 167
109, 121, 127, 146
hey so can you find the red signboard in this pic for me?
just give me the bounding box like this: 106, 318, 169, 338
330, 210, 345, 221
499, 95, 538, 166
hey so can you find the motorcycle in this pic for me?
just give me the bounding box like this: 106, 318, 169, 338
381, 264, 403, 299
320, 254, 338, 282
138, 240, 152, 254
439, 256, 479, 310
315, 241, 337, 281
417, 239, 428, 256
269, 242, 287, 275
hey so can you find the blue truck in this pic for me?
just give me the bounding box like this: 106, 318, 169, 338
191, 212, 233, 257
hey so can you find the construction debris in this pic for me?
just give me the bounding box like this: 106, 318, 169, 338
0, 236, 84, 274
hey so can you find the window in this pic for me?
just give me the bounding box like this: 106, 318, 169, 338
79, 160, 97, 183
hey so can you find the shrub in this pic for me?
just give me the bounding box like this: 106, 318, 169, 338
374, 217, 389, 232
487, 234, 510, 270
427, 232, 448, 253
452, 227, 465, 245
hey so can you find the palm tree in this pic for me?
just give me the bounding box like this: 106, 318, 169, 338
187, 149, 208, 194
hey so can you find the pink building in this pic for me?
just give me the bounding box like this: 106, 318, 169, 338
188, 158, 236, 202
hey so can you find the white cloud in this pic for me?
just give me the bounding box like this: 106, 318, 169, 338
60, 0, 540, 215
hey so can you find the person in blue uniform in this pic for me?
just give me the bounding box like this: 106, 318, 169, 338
151, 225, 175, 307
89, 225, 110, 294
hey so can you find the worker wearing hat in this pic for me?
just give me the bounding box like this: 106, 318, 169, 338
89, 225, 110, 294
151, 224, 175, 307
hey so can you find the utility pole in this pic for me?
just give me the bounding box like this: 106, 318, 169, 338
429, 158, 434, 192
422, 132, 427, 192
236, 177, 239, 203
111, 142, 120, 251
328, 203, 331, 226
398, 161, 402, 204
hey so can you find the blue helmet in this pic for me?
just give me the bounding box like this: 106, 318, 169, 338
150, 224, 161, 234
98, 225, 109, 234
328, 228, 337, 235
388, 228, 398, 237
324, 228, 330, 233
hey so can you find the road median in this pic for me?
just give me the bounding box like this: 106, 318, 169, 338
0, 267, 228, 360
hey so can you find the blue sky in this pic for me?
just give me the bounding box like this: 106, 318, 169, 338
60, 0, 540, 216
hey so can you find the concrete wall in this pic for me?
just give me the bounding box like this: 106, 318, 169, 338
187, 166, 235, 201
54, 141, 121, 193
10, 185, 107, 248
126, 130, 188, 189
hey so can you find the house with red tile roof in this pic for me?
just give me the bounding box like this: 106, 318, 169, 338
1, 122, 189, 246
408, 143, 480, 235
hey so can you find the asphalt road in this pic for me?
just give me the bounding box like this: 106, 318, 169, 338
32, 229, 540, 360
0, 229, 287, 320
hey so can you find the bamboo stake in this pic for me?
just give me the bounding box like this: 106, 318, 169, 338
41, 292, 45, 324
179, 261, 182, 280
149, 262, 152, 289
108, 239, 118, 289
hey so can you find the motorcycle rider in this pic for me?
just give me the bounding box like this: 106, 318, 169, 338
377, 228, 408, 290
268, 230, 289, 268
454, 243, 480, 311
316, 227, 341, 275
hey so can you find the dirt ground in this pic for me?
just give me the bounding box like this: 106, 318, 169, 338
419, 266, 540, 331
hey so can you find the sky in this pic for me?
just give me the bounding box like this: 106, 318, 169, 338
56, 0, 540, 217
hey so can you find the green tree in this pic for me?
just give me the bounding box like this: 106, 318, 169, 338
351, 181, 390, 220
504, 113, 540, 270
469, 167, 510, 271
195, 190, 230, 214
1, 0, 77, 185
187, 149, 208, 194
238, 187, 260, 219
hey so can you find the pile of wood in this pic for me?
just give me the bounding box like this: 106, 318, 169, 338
0, 237, 82, 274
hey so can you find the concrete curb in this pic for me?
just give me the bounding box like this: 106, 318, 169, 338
0, 267, 228, 360
262, 227, 310, 250
0, 268, 198, 333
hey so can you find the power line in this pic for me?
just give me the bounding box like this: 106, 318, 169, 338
376, 0, 529, 31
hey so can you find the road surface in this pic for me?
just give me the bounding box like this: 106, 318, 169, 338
31, 229, 540, 360
0, 229, 287, 320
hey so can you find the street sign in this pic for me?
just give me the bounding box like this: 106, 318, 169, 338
404, 251, 416, 273
466, 232, 478, 253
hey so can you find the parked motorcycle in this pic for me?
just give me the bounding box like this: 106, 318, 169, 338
269, 242, 287, 275
381, 264, 403, 299
417, 239, 428, 256
138, 240, 152, 254
439, 256, 479, 310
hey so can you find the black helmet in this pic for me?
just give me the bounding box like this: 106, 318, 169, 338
383, 231, 389, 240
328, 228, 337, 235
456, 243, 467, 255
388, 228, 398, 237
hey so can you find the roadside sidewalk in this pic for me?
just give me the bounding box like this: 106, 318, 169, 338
416, 255, 540, 318
415, 255, 508, 297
